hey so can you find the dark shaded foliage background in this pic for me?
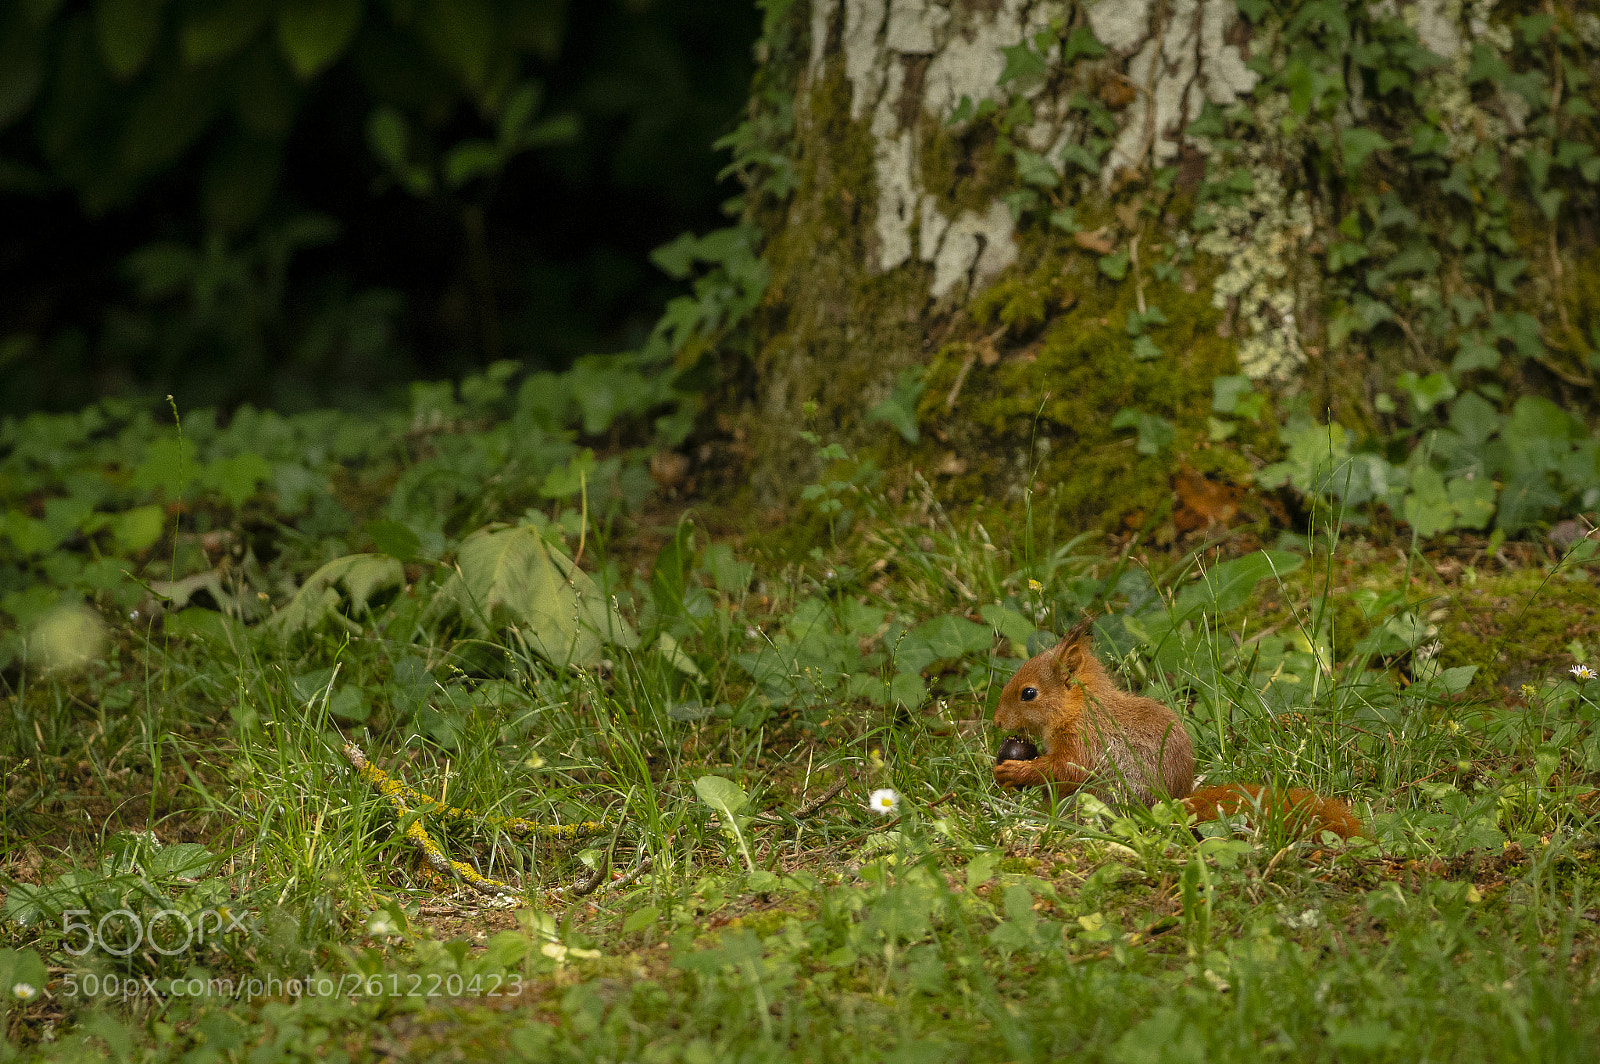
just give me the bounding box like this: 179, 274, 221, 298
0, 0, 759, 415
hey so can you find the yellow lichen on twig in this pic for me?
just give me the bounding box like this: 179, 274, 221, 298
342, 742, 607, 898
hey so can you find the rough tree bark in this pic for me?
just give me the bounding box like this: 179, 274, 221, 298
730, 0, 1600, 535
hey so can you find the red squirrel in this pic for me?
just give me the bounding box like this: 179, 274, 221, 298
993, 618, 1363, 841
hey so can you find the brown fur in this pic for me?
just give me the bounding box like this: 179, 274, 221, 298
993, 620, 1363, 841
1181, 784, 1363, 841
992, 619, 1193, 806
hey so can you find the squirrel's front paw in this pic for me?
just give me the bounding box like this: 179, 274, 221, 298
993, 759, 1037, 789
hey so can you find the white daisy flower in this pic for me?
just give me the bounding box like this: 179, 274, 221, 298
12, 983, 36, 1001
868, 788, 900, 816
1572, 664, 1595, 681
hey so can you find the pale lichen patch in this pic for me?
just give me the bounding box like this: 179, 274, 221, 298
1087, 0, 1155, 54
1195, 133, 1315, 382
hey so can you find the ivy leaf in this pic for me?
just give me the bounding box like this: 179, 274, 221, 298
1327, 241, 1367, 271
539, 448, 596, 499
1059, 141, 1103, 174
1340, 128, 1390, 172
1211, 375, 1253, 415
199, 452, 272, 508
1490, 312, 1543, 358
866, 366, 926, 444
1111, 408, 1174, 455
1448, 475, 1496, 530
1525, 149, 1553, 190
1491, 257, 1528, 294
1012, 149, 1059, 189
1556, 141, 1600, 181
1449, 391, 1500, 446
978, 603, 1041, 650
1, 510, 60, 557
1465, 44, 1509, 85
998, 41, 1047, 86
1403, 468, 1455, 538
1125, 305, 1167, 335
1408, 124, 1450, 158
1130, 335, 1162, 361
1501, 70, 1547, 109
907, 615, 993, 662
1504, 396, 1578, 444
1098, 248, 1130, 280
1048, 207, 1081, 233
650, 233, 699, 279
1376, 67, 1410, 95
1497, 475, 1563, 533
1003, 188, 1040, 219
1061, 26, 1105, 63
1450, 333, 1500, 376
1517, 13, 1554, 44
1396, 371, 1456, 413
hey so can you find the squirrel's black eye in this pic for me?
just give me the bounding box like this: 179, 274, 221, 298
1020, 686, 1038, 701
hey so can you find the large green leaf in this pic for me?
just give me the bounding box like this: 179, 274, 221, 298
693, 774, 748, 822
266, 553, 404, 642
693, 774, 753, 872
423, 525, 636, 667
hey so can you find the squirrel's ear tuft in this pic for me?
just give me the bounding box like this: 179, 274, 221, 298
1051, 616, 1095, 676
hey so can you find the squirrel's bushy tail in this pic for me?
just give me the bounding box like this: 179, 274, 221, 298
1181, 783, 1363, 840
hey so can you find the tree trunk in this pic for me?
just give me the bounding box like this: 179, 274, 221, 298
732, 0, 1600, 535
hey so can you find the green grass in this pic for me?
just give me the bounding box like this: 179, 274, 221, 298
3, 479, 1600, 1063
